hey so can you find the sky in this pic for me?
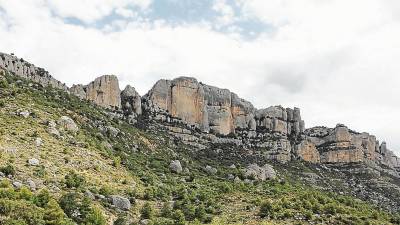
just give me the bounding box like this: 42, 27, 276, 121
0, 0, 399, 152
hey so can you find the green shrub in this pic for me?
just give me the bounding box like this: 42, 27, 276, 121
141, 202, 154, 220
259, 200, 274, 218
64, 171, 85, 189
173, 210, 186, 225
1, 164, 16, 176
43, 199, 67, 225
33, 189, 50, 207
85, 206, 107, 225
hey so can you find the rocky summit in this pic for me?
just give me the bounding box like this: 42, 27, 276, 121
1, 52, 400, 225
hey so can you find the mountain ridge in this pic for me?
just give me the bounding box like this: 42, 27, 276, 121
2, 51, 400, 224
1, 51, 398, 173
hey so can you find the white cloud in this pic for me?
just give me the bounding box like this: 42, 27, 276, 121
212, 0, 236, 26
46, 0, 152, 24
0, 0, 399, 152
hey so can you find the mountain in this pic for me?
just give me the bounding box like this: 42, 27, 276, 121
1, 52, 400, 225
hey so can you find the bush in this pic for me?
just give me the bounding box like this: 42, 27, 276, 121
1, 164, 16, 176
44, 199, 67, 225
173, 210, 186, 225
33, 189, 50, 207
64, 171, 85, 189
141, 202, 154, 220
85, 206, 107, 225
259, 200, 274, 218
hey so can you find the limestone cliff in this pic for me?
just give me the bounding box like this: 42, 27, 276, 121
144, 77, 258, 135
2, 53, 399, 174
0, 52, 67, 90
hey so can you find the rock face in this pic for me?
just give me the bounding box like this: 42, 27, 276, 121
121, 85, 142, 116
302, 124, 400, 170
2, 53, 400, 175
71, 75, 122, 109
0, 53, 68, 90
86, 75, 121, 109
144, 77, 294, 135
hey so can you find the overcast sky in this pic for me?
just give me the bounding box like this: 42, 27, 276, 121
0, 0, 399, 152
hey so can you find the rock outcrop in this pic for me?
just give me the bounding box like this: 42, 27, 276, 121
144, 77, 301, 136
2, 53, 399, 175
299, 124, 400, 170
86, 75, 121, 109
0, 52, 67, 90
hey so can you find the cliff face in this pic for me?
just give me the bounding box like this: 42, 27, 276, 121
0, 53, 67, 90
144, 77, 303, 136
2, 53, 399, 175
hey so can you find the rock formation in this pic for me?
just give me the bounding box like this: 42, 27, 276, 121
86, 75, 121, 109
144, 77, 302, 136
0, 52, 67, 90
2, 53, 400, 174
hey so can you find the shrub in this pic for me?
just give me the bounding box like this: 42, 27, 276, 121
59, 193, 93, 224
173, 210, 186, 225
141, 202, 154, 220
161, 202, 173, 218
85, 206, 107, 225
0, 164, 16, 176
33, 189, 50, 207
99, 186, 115, 197
65, 171, 85, 189
44, 199, 67, 225
259, 200, 274, 218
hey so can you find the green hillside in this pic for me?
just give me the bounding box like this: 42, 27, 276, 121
0, 70, 399, 225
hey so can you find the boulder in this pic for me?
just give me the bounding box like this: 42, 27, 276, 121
18, 110, 30, 118
243, 164, 276, 181
110, 195, 131, 211
35, 138, 43, 147
169, 160, 183, 174
28, 158, 40, 166
204, 165, 218, 175
57, 116, 79, 133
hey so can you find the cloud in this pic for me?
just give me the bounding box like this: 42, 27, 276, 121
0, 0, 399, 152
46, 0, 152, 24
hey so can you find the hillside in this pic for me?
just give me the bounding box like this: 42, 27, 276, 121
1, 52, 400, 225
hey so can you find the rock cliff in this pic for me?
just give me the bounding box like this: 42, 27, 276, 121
71, 75, 121, 109
143, 77, 303, 136
0, 52, 67, 90
1, 53, 399, 175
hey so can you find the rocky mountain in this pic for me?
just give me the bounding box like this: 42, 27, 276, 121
1, 52, 400, 225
